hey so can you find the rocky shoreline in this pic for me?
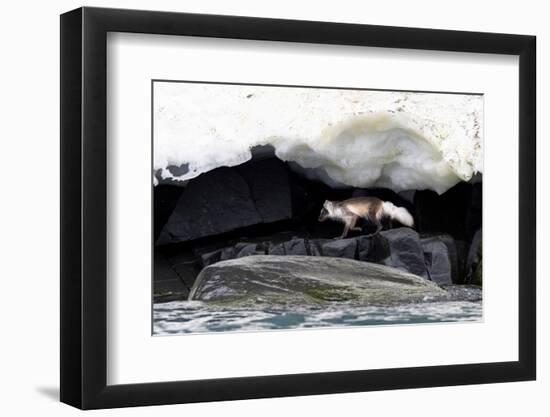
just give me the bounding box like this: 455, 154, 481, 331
154, 227, 482, 303
153, 155, 482, 304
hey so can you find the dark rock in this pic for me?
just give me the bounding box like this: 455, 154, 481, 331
200, 250, 222, 268
465, 182, 482, 240
164, 250, 198, 292
465, 229, 482, 285
414, 180, 481, 242
234, 242, 264, 258
472, 258, 482, 286
237, 158, 292, 224
269, 238, 308, 256
286, 239, 308, 256
321, 238, 357, 259
469, 172, 483, 184
165, 249, 197, 267
189, 255, 447, 305
432, 234, 460, 284
153, 163, 193, 186
380, 228, 428, 278
153, 252, 190, 302
249, 144, 277, 159
220, 246, 238, 261
157, 167, 262, 245
194, 233, 392, 266
421, 237, 452, 285
454, 240, 468, 283
154, 252, 179, 282
268, 243, 285, 256
153, 185, 184, 241
306, 239, 330, 256
198, 242, 264, 268
171, 263, 198, 292
167, 163, 190, 177
357, 234, 391, 263
157, 158, 293, 245
154, 169, 191, 187
398, 190, 416, 204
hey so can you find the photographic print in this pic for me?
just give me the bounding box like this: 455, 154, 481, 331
152, 81, 483, 335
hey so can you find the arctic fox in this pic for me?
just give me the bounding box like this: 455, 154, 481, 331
318, 197, 414, 239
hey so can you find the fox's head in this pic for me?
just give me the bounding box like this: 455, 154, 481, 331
318, 200, 334, 222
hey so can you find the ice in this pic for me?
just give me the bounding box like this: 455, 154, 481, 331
154, 83, 482, 194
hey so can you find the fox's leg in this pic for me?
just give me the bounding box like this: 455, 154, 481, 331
336, 217, 354, 239
337, 223, 350, 239
367, 218, 383, 236
349, 215, 361, 232
374, 219, 383, 234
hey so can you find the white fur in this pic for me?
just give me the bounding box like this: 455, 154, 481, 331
324, 202, 345, 222
322, 201, 344, 222
381, 201, 414, 227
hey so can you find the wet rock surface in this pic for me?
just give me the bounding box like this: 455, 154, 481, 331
189, 255, 448, 305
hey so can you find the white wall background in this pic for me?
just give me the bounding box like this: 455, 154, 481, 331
0, 0, 545, 415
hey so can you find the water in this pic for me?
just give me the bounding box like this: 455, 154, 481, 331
153, 300, 482, 335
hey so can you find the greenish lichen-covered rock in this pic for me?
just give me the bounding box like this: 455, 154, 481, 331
189, 255, 447, 305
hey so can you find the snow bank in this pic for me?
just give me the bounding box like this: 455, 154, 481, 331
153, 82, 482, 193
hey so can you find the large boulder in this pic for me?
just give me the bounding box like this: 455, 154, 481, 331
421, 237, 452, 285
237, 158, 292, 223
157, 159, 292, 245
189, 255, 447, 305
380, 228, 428, 279
157, 168, 260, 245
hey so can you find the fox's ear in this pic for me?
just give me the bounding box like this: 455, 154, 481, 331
323, 200, 331, 208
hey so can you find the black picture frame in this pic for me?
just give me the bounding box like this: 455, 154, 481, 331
60, 6, 536, 410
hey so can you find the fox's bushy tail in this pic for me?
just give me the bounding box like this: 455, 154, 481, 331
381, 201, 414, 227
